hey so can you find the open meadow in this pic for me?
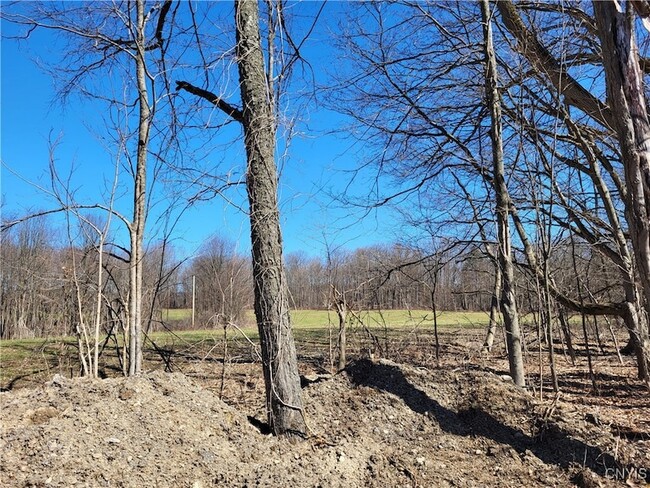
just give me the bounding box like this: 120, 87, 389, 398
1, 309, 487, 390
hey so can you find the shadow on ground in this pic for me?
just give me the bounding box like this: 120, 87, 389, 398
345, 359, 635, 483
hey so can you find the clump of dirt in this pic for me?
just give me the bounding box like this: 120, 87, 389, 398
1, 359, 647, 487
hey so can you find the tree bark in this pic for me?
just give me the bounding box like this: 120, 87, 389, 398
128, 0, 150, 376
235, 0, 306, 437
482, 0, 526, 387
593, 0, 650, 382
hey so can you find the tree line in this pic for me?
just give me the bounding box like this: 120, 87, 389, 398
2, 218, 629, 337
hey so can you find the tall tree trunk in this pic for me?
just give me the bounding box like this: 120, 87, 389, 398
128, 0, 150, 376
235, 0, 306, 437
482, 0, 526, 387
593, 0, 650, 383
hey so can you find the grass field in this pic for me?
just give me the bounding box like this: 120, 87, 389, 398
149, 308, 491, 359
0, 309, 491, 390
161, 308, 194, 321
161, 308, 491, 329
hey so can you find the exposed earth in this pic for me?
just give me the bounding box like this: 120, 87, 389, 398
1, 350, 649, 487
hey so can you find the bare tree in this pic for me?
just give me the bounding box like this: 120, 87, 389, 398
64, 213, 112, 378
481, 0, 525, 386
176, 0, 309, 436
2, 0, 176, 376
593, 0, 650, 384
493, 0, 650, 381
331, 285, 348, 372
234, 0, 306, 437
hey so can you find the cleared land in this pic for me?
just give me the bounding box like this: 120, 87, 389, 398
1, 309, 649, 487
0, 309, 488, 390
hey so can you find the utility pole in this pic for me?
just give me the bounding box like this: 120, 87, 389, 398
192, 274, 196, 329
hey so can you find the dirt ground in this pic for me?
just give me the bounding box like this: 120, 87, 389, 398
1, 327, 649, 487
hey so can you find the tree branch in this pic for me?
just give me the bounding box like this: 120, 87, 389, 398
496, 0, 614, 129
175, 81, 244, 123
145, 0, 173, 51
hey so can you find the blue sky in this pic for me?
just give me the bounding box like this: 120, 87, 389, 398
0, 2, 399, 260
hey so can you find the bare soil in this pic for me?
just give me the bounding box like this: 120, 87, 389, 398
1, 327, 649, 487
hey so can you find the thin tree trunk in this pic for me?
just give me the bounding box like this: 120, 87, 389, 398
220, 323, 228, 400
558, 307, 576, 365
335, 299, 347, 372
68, 230, 90, 377
581, 312, 598, 394
604, 316, 624, 365
544, 290, 559, 392
431, 289, 440, 367
128, 0, 150, 376
482, 257, 501, 354
93, 234, 104, 378
73, 274, 90, 377
235, 0, 306, 437
482, 0, 526, 387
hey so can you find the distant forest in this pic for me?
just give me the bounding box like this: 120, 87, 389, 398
1, 218, 620, 340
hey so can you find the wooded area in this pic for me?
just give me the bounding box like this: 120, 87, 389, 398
1, 0, 650, 479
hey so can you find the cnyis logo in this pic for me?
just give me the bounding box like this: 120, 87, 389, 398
604, 466, 649, 483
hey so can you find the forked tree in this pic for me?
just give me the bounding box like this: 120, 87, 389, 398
481, 0, 525, 386
593, 0, 650, 384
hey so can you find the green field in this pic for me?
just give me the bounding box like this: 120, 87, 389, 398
161, 308, 194, 321
0, 309, 490, 390
161, 308, 490, 329
150, 308, 490, 355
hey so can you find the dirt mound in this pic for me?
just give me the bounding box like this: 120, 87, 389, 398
1, 360, 646, 487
